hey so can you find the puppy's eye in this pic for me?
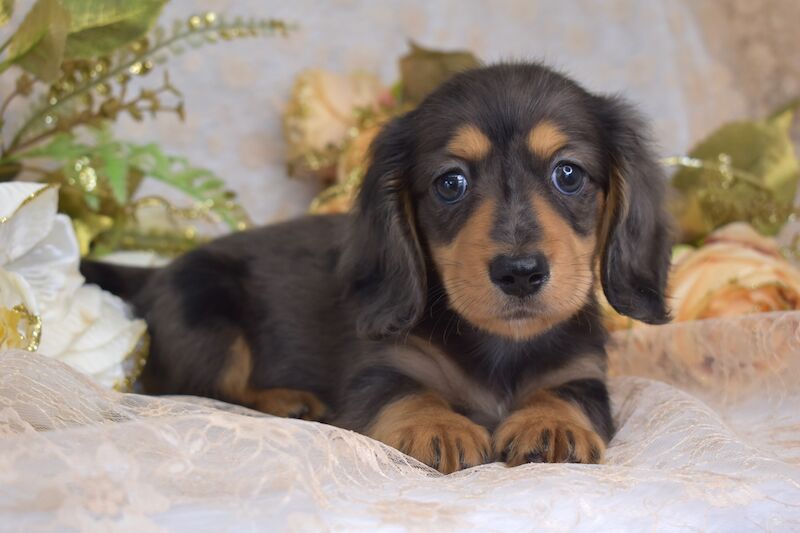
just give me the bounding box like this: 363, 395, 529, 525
434, 171, 468, 203
551, 162, 585, 195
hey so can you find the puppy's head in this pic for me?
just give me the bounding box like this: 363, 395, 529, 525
340, 63, 671, 340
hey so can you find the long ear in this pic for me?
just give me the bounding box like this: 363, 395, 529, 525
596, 96, 672, 324
338, 115, 426, 338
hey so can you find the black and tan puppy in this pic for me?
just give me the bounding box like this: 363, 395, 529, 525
83, 63, 671, 474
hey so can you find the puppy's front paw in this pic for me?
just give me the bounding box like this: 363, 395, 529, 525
392, 415, 491, 474
494, 394, 605, 466
369, 393, 491, 474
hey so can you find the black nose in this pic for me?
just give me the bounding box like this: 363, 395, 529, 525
489, 253, 549, 297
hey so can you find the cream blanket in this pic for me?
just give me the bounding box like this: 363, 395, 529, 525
1, 312, 799, 531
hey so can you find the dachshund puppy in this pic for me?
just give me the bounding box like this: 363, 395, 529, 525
82, 63, 671, 474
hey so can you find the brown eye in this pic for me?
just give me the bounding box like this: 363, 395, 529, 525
551, 163, 585, 195
434, 172, 468, 203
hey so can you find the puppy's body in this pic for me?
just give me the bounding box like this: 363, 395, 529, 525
133, 215, 353, 406
84, 63, 671, 473
99, 216, 610, 436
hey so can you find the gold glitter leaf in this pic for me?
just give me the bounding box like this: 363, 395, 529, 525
0, 305, 41, 352
0, 0, 69, 82
62, 0, 167, 59
670, 100, 800, 242
399, 41, 480, 105
72, 213, 113, 256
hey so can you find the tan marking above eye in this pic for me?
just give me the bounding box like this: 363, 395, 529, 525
528, 120, 568, 159
447, 124, 492, 161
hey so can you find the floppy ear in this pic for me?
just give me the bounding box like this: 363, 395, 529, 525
338, 114, 426, 338
595, 96, 672, 324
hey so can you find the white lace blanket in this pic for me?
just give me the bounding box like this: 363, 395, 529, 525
1, 312, 800, 531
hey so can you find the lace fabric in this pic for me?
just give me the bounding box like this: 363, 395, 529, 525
1, 312, 799, 531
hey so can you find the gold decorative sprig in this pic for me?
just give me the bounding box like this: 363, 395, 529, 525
0, 7, 291, 257
2, 12, 290, 163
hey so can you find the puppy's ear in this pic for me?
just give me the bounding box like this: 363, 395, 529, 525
595, 96, 672, 324
338, 114, 426, 338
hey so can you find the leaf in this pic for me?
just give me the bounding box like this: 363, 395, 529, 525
95, 142, 128, 203
15, 131, 90, 160
1, 0, 69, 81
15, 126, 250, 256
398, 41, 480, 105
670, 99, 800, 242
84, 191, 100, 210
14, 72, 34, 95
71, 212, 113, 256
768, 97, 800, 127
62, 0, 167, 59
0, 0, 13, 27
125, 142, 251, 229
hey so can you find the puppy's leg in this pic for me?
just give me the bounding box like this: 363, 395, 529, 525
219, 337, 328, 421
494, 379, 612, 466
336, 367, 491, 474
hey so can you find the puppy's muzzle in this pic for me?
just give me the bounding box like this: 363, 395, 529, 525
489, 253, 549, 298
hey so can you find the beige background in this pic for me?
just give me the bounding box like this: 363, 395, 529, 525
3, 0, 800, 224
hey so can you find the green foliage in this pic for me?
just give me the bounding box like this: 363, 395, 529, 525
0, 2, 290, 256
63, 0, 168, 59
1, 0, 69, 81
399, 41, 480, 105
16, 128, 251, 231
0, 0, 167, 81
5, 11, 287, 156
0, 0, 13, 27
670, 101, 800, 242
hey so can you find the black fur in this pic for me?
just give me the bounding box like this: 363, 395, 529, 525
594, 96, 672, 324
552, 378, 615, 442
83, 62, 672, 472
335, 366, 422, 431
79, 261, 154, 300
337, 115, 427, 338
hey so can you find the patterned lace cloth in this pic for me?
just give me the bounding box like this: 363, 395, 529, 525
1, 312, 799, 531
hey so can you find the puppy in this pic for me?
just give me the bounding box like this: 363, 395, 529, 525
83, 63, 671, 474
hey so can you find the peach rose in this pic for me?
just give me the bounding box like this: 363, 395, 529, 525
603, 222, 800, 330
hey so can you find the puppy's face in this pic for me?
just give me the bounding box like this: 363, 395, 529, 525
342, 64, 672, 340
410, 83, 608, 339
